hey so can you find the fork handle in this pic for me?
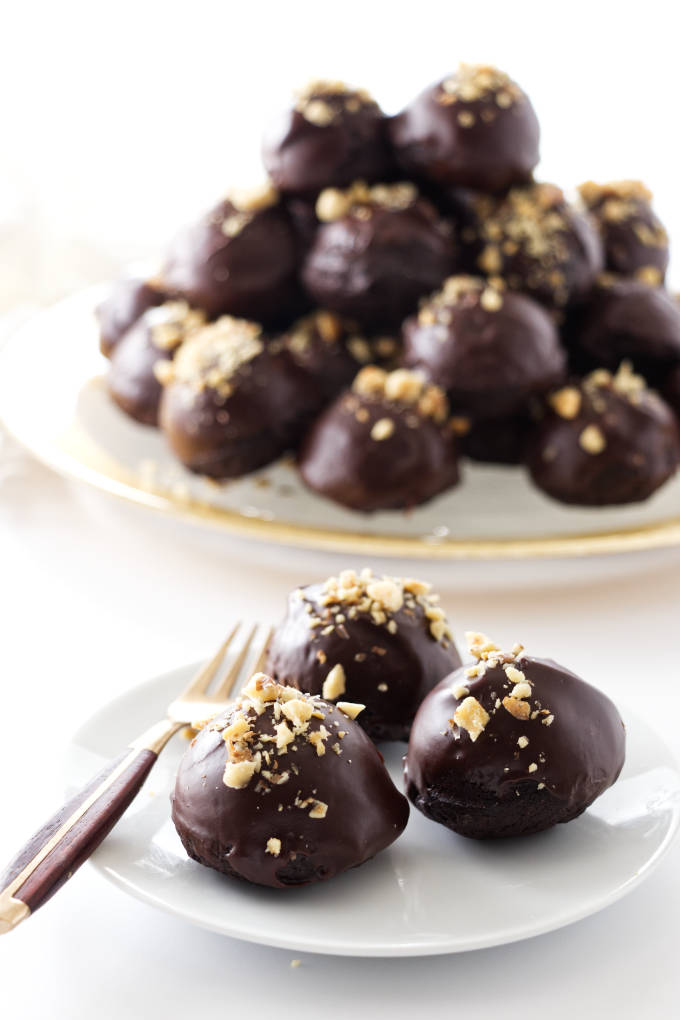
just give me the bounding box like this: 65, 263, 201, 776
0, 718, 182, 933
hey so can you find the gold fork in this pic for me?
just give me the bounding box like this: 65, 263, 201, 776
0, 621, 271, 934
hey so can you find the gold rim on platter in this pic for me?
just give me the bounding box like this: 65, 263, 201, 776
4, 287, 680, 561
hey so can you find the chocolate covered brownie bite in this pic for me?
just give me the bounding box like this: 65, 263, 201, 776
402, 275, 566, 419
161, 182, 302, 325
107, 300, 205, 425
298, 366, 461, 511
389, 63, 540, 194
263, 80, 394, 197
96, 277, 168, 358
172, 673, 409, 887
266, 568, 462, 742
302, 181, 458, 328
158, 315, 319, 478
470, 183, 603, 310
405, 632, 625, 838
578, 180, 669, 285
569, 277, 680, 384
526, 363, 680, 505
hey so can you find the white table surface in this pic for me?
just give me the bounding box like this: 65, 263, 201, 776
1, 433, 679, 1019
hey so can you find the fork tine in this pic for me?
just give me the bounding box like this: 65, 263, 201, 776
181, 622, 241, 698
211, 623, 259, 700
251, 626, 273, 676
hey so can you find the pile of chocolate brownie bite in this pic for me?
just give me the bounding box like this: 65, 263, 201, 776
97, 64, 680, 510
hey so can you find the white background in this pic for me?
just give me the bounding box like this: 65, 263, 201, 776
2, 1, 680, 1016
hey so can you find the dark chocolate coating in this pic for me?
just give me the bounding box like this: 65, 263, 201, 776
106, 303, 202, 426
161, 198, 302, 324
572, 280, 680, 384
283, 311, 365, 401
459, 413, 533, 465
171, 697, 409, 887
471, 185, 604, 309
266, 583, 462, 742
159, 345, 319, 479
581, 187, 669, 282
301, 199, 458, 329
263, 89, 394, 197
526, 379, 680, 506
298, 390, 460, 512
405, 656, 626, 839
388, 76, 539, 194
96, 278, 167, 358
402, 286, 565, 418
661, 362, 680, 418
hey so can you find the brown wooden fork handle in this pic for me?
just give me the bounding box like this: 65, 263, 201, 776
0, 720, 181, 933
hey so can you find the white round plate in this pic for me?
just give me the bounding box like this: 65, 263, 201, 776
64, 663, 680, 956
5, 286, 680, 560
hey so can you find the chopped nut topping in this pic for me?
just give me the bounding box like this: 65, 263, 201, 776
322, 663, 346, 701
579, 424, 607, 455
528, 762, 538, 773
265, 837, 281, 857
517, 735, 529, 748
549, 386, 582, 420
336, 702, 365, 720
224, 760, 258, 789
370, 417, 395, 441
510, 681, 532, 700
471, 184, 579, 307
146, 301, 206, 353
315, 180, 418, 222
308, 800, 328, 819
452, 682, 470, 699
453, 696, 490, 742
294, 80, 376, 126
227, 180, 278, 214
352, 366, 448, 424
505, 665, 526, 685
439, 64, 522, 106
479, 286, 504, 312
162, 317, 263, 397
502, 696, 530, 720
310, 568, 451, 644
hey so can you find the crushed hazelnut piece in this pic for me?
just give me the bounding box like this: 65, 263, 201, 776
550, 387, 582, 420
452, 683, 470, 699
503, 696, 530, 720
265, 837, 281, 857
453, 696, 490, 742
579, 424, 607, 455
309, 800, 328, 819
528, 763, 538, 773
517, 736, 529, 749
322, 663, 346, 701
370, 417, 395, 441
336, 702, 365, 720
223, 760, 257, 789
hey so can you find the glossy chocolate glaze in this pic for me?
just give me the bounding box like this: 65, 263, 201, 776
171, 677, 409, 887
302, 196, 458, 329
527, 368, 680, 506
107, 302, 205, 425
266, 574, 462, 742
459, 412, 533, 465
402, 278, 565, 418
298, 371, 460, 512
405, 654, 626, 838
282, 310, 367, 401
389, 70, 539, 194
161, 196, 303, 325
96, 278, 168, 358
470, 184, 603, 310
579, 181, 669, 283
263, 85, 394, 197
571, 279, 680, 384
159, 320, 321, 479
